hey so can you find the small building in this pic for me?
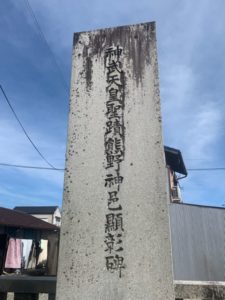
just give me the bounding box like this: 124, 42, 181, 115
14, 206, 61, 227
0, 206, 59, 276
0, 206, 59, 299
164, 146, 187, 203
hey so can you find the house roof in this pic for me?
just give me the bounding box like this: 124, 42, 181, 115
170, 202, 225, 210
14, 206, 59, 215
164, 146, 187, 176
0, 207, 59, 231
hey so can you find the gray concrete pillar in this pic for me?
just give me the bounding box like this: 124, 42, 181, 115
56, 22, 175, 300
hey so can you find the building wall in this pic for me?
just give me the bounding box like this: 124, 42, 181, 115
31, 214, 52, 224
31, 209, 61, 226
53, 208, 61, 226
170, 203, 225, 281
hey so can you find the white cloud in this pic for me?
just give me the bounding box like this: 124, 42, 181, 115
187, 102, 222, 160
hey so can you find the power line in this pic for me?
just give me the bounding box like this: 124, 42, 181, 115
0, 160, 224, 173
1, 160, 224, 172
188, 168, 225, 171
23, 0, 69, 92
0, 85, 56, 169
0, 163, 64, 171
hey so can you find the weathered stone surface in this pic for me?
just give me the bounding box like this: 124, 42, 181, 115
175, 280, 225, 300
56, 22, 174, 300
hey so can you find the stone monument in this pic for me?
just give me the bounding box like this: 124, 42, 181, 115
56, 22, 175, 300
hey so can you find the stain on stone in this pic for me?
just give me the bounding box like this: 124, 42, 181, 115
80, 45, 93, 92
73, 22, 154, 87
73, 32, 81, 47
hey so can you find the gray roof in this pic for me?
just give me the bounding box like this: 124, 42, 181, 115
170, 203, 225, 281
0, 207, 59, 231
14, 206, 59, 215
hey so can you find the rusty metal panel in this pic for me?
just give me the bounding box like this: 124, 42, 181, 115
170, 203, 225, 281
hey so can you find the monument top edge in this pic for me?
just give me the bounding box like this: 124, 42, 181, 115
73, 21, 156, 37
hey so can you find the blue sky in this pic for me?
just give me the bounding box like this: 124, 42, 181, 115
0, 0, 225, 208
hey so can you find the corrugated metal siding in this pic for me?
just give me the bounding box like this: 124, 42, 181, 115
170, 203, 225, 281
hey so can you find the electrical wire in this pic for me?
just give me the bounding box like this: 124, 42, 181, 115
23, 0, 69, 92
0, 160, 224, 173
187, 168, 225, 171
0, 85, 56, 169
0, 163, 64, 171
1, 83, 224, 173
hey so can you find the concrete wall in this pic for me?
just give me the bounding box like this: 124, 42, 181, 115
31, 209, 61, 226
31, 214, 52, 224
53, 208, 61, 226
56, 22, 174, 300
